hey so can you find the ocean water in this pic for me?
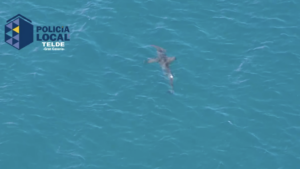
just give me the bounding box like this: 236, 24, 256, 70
0, 0, 300, 168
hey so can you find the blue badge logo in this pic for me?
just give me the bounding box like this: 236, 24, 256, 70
5, 14, 34, 50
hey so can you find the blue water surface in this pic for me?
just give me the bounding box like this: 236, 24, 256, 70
0, 0, 300, 168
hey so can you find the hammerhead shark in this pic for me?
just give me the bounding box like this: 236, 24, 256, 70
146, 45, 176, 90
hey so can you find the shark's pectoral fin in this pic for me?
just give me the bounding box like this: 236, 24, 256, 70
167, 57, 176, 64
147, 58, 158, 63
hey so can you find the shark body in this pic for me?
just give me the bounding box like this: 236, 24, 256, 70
146, 45, 176, 90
